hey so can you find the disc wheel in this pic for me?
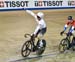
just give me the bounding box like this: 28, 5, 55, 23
36, 39, 46, 55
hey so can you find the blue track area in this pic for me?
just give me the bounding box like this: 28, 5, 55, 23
0, 7, 75, 11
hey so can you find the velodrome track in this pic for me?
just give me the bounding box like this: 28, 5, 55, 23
0, 9, 75, 62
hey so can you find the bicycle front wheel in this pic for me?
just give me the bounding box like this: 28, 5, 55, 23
59, 38, 70, 53
21, 40, 31, 57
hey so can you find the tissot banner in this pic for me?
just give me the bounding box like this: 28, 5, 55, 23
0, 0, 75, 11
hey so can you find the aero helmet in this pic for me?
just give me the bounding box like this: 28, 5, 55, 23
68, 16, 72, 20
37, 12, 44, 18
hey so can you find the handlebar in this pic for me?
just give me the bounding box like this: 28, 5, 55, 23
24, 34, 31, 38
62, 32, 73, 37
63, 33, 68, 35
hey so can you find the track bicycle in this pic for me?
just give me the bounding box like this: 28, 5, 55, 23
59, 33, 75, 53
21, 34, 46, 57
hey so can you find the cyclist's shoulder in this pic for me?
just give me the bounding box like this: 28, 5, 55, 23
73, 19, 75, 22
65, 20, 70, 23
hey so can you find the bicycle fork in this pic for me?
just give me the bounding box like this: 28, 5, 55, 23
31, 40, 36, 52
66, 38, 71, 49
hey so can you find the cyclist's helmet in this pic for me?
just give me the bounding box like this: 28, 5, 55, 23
68, 16, 72, 20
37, 12, 44, 18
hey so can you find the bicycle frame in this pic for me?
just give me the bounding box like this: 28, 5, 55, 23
63, 33, 73, 49
59, 32, 75, 53
24, 34, 35, 51
21, 33, 46, 57
64, 33, 72, 42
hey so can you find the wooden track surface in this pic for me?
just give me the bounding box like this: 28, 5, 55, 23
0, 9, 75, 62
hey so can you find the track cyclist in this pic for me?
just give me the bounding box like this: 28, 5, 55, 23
60, 16, 75, 48
26, 10, 47, 51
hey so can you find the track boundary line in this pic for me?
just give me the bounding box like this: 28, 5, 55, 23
9, 51, 59, 62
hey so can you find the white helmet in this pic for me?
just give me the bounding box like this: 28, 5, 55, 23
37, 12, 44, 18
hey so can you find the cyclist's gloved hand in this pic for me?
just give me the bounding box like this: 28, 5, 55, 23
67, 32, 72, 36
31, 34, 34, 38
60, 31, 64, 35
31, 34, 36, 39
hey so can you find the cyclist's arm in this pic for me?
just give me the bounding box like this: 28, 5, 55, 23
70, 22, 75, 33
69, 26, 74, 33
26, 10, 37, 19
33, 25, 41, 35
64, 24, 68, 31
64, 21, 70, 31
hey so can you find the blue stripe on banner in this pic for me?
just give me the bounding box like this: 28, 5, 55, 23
0, 7, 75, 12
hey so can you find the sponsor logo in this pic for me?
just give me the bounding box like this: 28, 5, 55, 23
0, 1, 29, 8
0, 1, 4, 7
68, 1, 75, 6
0, 0, 75, 10
34, 1, 63, 7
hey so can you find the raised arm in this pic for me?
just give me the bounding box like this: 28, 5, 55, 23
26, 10, 37, 19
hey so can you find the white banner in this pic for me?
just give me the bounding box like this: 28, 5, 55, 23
0, 0, 75, 11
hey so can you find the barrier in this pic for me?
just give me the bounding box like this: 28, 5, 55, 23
0, 0, 75, 11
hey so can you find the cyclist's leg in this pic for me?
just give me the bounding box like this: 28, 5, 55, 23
33, 28, 47, 51
37, 28, 47, 47
38, 27, 47, 40
32, 29, 41, 52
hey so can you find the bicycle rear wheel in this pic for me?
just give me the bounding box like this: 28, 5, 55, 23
72, 38, 75, 51
21, 40, 31, 57
36, 39, 46, 55
59, 38, 70, 53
